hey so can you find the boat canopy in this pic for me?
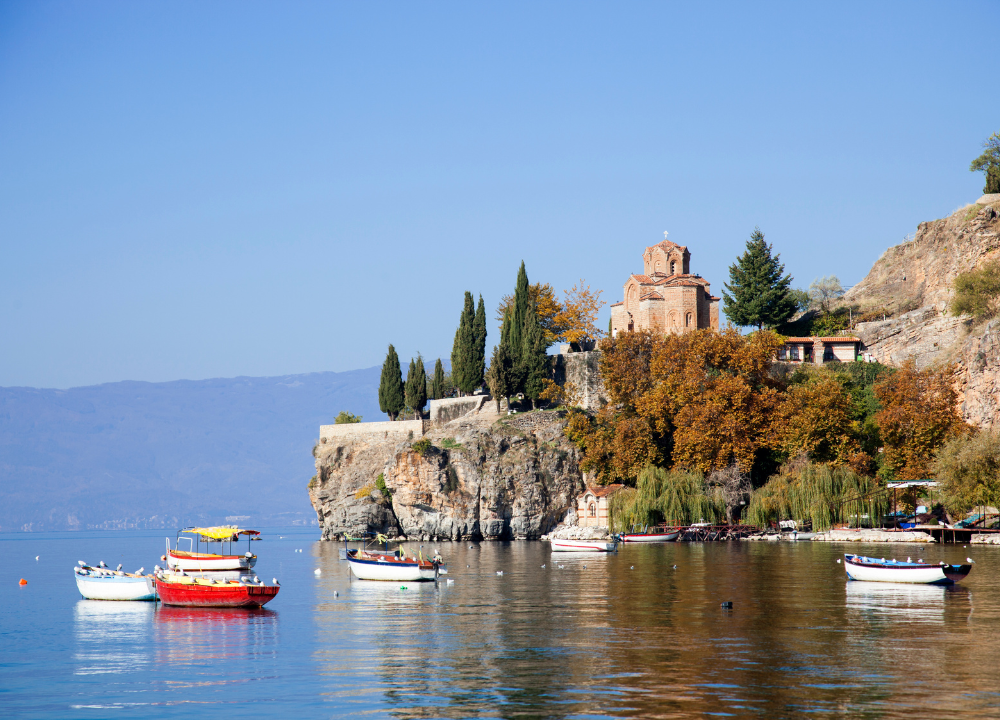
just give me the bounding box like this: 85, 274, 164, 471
185, 526, 261, 541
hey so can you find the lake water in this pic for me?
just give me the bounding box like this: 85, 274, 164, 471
2, 529, 999, 719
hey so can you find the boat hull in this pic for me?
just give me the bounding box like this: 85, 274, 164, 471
75, 573, 157, 601
166, 550, 256, 572
153, 577, 279, 607
621, 531, 679, 543
844, 554, 971, 585
347, 551, 438, 581
551, 539, 617, 552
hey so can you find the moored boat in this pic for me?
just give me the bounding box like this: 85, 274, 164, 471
164, 526, 260, 572
153, 573, 279, 608
621, 528, 679, 543
843, 554, 972, 585
551, 538, 617, 552
74, 563, 157, 601
346, 549, 441, 581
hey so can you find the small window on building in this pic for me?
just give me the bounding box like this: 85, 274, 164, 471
685, 312, 692, 327
823, 345, 835, 361
670, 261, 676, 274
778, 346, 787, 360
789, 345, 799, 361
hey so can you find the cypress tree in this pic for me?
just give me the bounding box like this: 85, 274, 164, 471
487, 311, 516, 412
510, 262, 529, 364
431, 358, 446, 399
451, 292, 476, 395
521, 303, 549, 408
405, 355, 427, 418
472, 294, 487, 391
378, 344, 405, 420
722, 228, 797, 330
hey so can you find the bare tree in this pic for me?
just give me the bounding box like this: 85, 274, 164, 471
808, 275, 844, 314
708, 464, 752, 524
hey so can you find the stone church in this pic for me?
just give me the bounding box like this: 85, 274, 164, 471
610, 233, 720, 335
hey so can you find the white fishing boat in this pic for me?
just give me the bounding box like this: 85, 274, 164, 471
74, 563, 157, 601
621, 528, 679, 543
164, 526, 260, 572
843, 554, 972, 585
551, 538, 617, 552
344, 534, 444, 582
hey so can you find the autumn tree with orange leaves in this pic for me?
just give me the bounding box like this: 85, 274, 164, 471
497, 281, 604, 348
874, 362, 967, 480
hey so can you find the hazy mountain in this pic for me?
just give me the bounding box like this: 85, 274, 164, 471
0, 368, 383, 531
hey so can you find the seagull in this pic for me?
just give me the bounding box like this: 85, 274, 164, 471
672, 565, 677, 569
136, 567, 144, 575
469, 545, 474, 549
35, 556, 39, 561
836, 559, 842, 564
558, 565, 565, 569
496, 571, 503, 576
630, 566, 634, 569
908, 557, 912, 563
583, 565, 587, 569
117, 564, 123, 571
273, 578, 280, 586
446, 578, 455, 584
99, 561, 107, 568
333, 590, 339, 597
968, 557, 975, 564
541, 564, 546, 568
253, 576, 260, 584
314, 568, 322, 575
78, 560, 86, 567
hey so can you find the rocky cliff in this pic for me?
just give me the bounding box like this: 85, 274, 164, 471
308, 406, 585, 541
844, 194, 1000, 428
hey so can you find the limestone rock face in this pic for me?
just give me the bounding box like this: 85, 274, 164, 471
845, 199, 1000, 428
310, 410, 585, 541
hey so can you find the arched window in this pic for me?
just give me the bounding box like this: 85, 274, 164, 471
588, 503, 597, 518
686, 312, 693, 327
670, 261, 676, 274
628, 319, 634, 332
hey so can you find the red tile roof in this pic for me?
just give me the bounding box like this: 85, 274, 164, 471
610, 300, 624, 307
630, 274, 655, 284
783, 336, 860, 343
645, 239, 685, 254
585, 484, 624, 498
640, 291, 664, 301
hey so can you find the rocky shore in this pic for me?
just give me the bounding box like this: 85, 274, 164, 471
309, 407, 585, 541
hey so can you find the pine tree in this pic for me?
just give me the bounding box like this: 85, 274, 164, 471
722, 228, 797, 330
451, 291, 476, 395
378, 344, 405, 420
521, 303, 549, 408
500, 304, 524, 396
487, 312, 516, 412
405, 355, 427, 419
431, 358, 446, 399
471, 294, 487, 390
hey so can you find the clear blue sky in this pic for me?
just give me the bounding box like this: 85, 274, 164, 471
2, 2, 997, 389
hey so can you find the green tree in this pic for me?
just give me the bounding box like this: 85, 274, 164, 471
472, 294, 487, 390
521, 302, 549, 408
486, 312, 517, 412
970, 131, 1000, 194
934, 430, 1000, 519
405, 355, 427, 419
510, 262, 530, 368
430, 358, 446, 400
951, 259, 1000, 322
334, 411, 362, 424
722, 228, 797, 330
378, 344, 405, 420
451, 291, 476, 395
789, 288, 811, 313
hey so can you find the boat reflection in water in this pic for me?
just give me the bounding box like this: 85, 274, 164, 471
846, 581, 971, 625
153, 605, 278, 666
74, 600, 155, 676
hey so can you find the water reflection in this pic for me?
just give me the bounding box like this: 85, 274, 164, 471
74, 600, 154, 676
153, 606, 278, 666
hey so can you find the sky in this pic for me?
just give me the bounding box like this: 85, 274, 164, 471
1, 2, 998, 389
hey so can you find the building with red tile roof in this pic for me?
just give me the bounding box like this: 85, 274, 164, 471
610, 232, 721, 335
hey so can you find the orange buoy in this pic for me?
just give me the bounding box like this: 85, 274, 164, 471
19, 578, 27, 585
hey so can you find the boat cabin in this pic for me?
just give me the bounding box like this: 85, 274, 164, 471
577, 485, 623, 528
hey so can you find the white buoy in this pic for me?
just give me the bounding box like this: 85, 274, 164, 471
446, 578, 455, 584
314, 568, 321, 575
496, 570, 503, 576
968, 557, 975, 564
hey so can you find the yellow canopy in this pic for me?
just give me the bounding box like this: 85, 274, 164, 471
185, 526, 260, 540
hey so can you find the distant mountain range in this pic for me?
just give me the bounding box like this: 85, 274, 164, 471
0, 368, 384, 532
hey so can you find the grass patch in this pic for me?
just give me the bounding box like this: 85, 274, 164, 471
965, 204, 985, 222
439, 437, 464, 450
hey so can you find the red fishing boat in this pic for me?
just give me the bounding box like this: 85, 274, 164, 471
153, 574, 279, 608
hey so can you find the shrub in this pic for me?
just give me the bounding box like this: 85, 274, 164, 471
375, 472, 392, 499
951, 260, 1000, 322
411, 438, 432, 456
334, 411, 363, 424
439, 437, 464, 450
307, 475, 317, 490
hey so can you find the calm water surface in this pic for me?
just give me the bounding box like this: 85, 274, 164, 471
2, 529, 998, 719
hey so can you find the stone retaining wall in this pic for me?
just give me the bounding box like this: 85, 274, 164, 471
429, 396, 487, 425
319, 419, 426, 443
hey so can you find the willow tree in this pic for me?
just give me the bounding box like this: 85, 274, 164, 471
607, 466, 724, 532
744, 459, 887, 531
